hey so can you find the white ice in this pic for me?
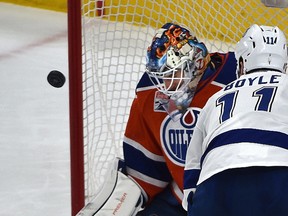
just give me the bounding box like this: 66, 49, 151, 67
0, 3, 70, 216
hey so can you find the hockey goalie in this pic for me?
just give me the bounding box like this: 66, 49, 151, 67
76, 158, 144, 216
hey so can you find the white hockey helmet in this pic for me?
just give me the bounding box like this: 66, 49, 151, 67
235, 24, 288, 77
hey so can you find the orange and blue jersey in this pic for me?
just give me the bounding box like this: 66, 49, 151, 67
123, 52, 237, 204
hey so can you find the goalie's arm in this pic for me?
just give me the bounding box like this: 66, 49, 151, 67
76, 158, 145, 216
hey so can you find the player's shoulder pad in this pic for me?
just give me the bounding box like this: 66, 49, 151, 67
212, 52, 237, 85
136, 72, 157, 92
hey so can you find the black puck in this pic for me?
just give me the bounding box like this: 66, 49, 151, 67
47, 70, 66, 88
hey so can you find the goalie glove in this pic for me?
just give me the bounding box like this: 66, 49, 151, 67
76, 158, 144, 216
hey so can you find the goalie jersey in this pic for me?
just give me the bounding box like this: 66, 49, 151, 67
182, 71, 288, 209
123, 52, 237, 204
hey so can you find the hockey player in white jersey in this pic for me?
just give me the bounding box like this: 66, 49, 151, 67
182, 24, 288, 216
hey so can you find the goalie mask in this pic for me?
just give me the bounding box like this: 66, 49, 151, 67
146, 23, 209, 118
235, 24, 288, 77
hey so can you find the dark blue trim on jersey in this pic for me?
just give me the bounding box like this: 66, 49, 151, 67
136, 72, 158, 89
200, 52, 236, 85
123, 142, 172, 182
194, 52, 237, 97
184, 169, 200, 190
213, 52, 237, 85
200, 128, 288, 167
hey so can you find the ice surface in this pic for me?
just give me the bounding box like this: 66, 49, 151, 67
0, 3, 70, 216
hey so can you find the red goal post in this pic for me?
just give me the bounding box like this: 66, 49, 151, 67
68, 0, 288, 215
68, 0, 84, 215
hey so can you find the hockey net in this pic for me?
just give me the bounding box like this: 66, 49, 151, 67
68, 0, 288, 215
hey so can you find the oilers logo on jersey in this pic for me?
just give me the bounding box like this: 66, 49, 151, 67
160, 107, 201, 166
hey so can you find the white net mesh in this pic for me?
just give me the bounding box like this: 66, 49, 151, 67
80, 0, 288, 202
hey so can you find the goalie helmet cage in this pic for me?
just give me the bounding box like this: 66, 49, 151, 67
68, 0, 288, 215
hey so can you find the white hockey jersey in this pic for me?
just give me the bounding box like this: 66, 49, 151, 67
183, 71, 288, 210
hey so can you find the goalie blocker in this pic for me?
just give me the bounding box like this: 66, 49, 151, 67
76, 158, 145, 216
